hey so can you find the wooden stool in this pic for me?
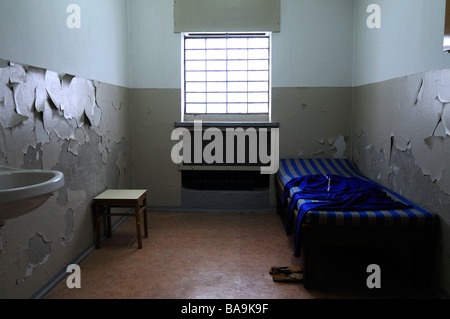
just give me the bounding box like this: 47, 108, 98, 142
94, 189, 148, 249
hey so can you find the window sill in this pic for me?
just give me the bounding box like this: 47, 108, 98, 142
174, 121, 279, 128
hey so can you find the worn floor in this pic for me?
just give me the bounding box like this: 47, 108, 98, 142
44, 211, 438, 299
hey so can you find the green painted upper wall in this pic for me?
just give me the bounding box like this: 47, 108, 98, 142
0, 0, 130, 88
273, 0, 355, 87
353, 0, 450, 86
1, 0, 450, 88
128, 0, 356, 88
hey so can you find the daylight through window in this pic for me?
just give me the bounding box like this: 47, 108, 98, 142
182, 32, 271, 117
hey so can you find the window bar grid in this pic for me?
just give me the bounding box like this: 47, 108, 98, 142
245, 37, 249, 114
225, 35, 228, 114
205, 37, 209, 114
184, 34, 270, 115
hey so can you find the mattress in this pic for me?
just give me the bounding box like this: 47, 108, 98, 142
278, 158, 435, 230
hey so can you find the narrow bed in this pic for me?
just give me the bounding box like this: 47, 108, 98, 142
275, 158, 437, 288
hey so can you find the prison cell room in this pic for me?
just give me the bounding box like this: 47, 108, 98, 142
0, 0, 449, 303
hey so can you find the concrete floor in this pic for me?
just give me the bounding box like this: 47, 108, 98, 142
44, 211, 438, 299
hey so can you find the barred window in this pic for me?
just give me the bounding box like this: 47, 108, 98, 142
182, 32, 271, 118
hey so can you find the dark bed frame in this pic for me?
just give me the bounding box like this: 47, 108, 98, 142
274, 173, 438, 290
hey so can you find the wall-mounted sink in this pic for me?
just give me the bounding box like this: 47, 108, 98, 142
0, 166, 65, 225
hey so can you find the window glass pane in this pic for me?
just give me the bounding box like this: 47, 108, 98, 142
248, 92, 268, 103
248, 37, 269, 48
227, 38, 248, 48
207, 93, 226, 103
228, 93, 247, 103
206, 38, 227, 49
207, 71, 227, 81
207, 82, 227, 92
206, 49, 227, 60
185, 38, 205, 49
185, 49, 205, 60
185, 61, 206, 71
248, 82, 268, 92
248, 71, 268, 81
207, 60, 227, 71
186, 82, 206, 92
248, 60, 268, 70
185, 71, 206, 82
228, 82, 247, 92
248, 49, 268, 59
186, 93, 206, 103
186, 104, 206, 113
228, 71, 247, 81
228, 60, 247, 70
207, 104, 226, 113
228, 49, 247, 60
228, 104, 247, 113
248, 103, 268, 113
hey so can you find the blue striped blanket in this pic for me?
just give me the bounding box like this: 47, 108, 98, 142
278, 158, 435, 256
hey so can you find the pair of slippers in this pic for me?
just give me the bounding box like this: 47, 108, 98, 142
269, 266, 303, 283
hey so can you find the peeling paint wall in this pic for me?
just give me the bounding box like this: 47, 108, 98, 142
0, 0, 130, 88
130, 86, 352, 209
130, 88, 182, 208
0, 60, 132, 298
273, 87, 352, 160
352, 68, 450, 297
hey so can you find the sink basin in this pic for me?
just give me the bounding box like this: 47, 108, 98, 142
0, 166, 65, 225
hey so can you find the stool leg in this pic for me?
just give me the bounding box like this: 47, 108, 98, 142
106, 206, 112, 238
95, 203, 101, 249
135, 203, 142, 249
143, 196, 148, 238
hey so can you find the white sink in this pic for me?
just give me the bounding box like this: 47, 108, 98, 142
0, 166, 65, 225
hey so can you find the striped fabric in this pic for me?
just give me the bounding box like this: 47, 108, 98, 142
278, 158, 434, 228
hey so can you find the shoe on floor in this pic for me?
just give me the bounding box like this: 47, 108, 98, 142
272, 272, 303, 283
269, 266, 303, 275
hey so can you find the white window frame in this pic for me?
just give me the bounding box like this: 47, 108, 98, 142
181, 32, 272, 122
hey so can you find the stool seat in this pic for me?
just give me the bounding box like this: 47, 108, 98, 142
94, 189, 148, 249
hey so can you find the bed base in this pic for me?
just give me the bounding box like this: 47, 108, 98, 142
275, 174, 437, 290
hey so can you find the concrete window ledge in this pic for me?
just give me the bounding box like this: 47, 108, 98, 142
174, 121, 279, 128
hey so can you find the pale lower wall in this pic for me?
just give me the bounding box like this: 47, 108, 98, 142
0, 60, 133, 298
351, 68, 450, 297
130, 86, 353, 208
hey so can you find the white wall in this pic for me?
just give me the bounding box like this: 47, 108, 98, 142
128, 0, 355, 89
128, 0, 180, 89
0, 0, 130, 87
353, 0, 450, 86
273, 0, 354, 87
3, 0, 449, 89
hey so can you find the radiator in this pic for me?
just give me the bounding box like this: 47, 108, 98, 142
182, 170, 269, 191
172, 121, 279, 174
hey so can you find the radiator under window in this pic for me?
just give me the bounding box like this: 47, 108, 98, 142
182, 170, 269, 191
